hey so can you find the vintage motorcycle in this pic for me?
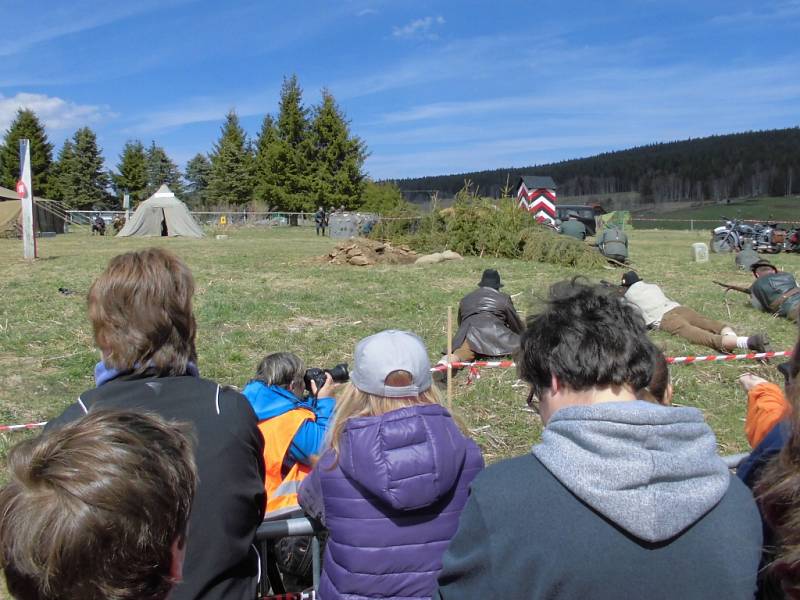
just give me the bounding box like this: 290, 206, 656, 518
710, 217, 784, 253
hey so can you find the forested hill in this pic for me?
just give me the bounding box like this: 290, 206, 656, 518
391, 128, 800, 206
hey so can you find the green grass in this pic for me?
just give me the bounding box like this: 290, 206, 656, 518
633, 195, 800, 229
1, 226, 799, 469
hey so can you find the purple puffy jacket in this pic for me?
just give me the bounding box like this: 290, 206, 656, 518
298, 404, 484, 599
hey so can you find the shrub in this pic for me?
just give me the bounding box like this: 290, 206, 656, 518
370, 197, 606, 269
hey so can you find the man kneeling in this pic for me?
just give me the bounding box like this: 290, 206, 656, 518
436, 280, 762, 599
0, 410, 196, 600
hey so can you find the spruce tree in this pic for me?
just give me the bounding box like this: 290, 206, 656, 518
145, 141, 184, 196
207, 110, 254, 205
271, 75, 311, 211
308, 90, 367, 210
0, 109, 54, 196
51, 139, 77, 204
113, 141, 148, 202
184, 153, 212, 208
253, 115, 283, 207
63, 127, 110, 209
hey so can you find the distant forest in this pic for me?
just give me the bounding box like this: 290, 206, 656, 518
391, 128, 800, 206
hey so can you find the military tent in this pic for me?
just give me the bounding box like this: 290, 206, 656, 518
0, 186, 66, 237
117, 185, 203, 238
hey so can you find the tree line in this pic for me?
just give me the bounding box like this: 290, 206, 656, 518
0, 75, 405, 213
391, 128, 800, 205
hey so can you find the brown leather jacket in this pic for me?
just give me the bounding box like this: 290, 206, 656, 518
452, 287, 525, 357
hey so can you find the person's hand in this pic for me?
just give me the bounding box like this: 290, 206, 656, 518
738, 373, 768, 392
311, 372, 337, 398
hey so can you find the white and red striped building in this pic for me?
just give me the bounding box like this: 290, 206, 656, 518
516, 176, 557, 224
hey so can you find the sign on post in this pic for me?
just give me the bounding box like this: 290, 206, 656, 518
19, 139, 37, 259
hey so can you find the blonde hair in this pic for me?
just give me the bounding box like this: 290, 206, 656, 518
326, 381, 440, 457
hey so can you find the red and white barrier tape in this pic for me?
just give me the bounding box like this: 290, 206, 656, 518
431, 350, 793, 372
0, 350, 791, 432
0, 421, 47, 432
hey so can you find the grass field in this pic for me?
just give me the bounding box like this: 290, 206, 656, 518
1, 225, 799, 470
633, 195, 800, 229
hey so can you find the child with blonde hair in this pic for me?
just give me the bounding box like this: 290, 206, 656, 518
299, 330, 483, 600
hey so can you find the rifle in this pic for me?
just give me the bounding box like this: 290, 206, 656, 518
713, 281, 751, 294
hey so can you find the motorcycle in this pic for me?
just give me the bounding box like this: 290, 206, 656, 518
751, 222, 784, 254
785, 228, 800, 253
710, 217, 784, 254
710, 217, 753, 253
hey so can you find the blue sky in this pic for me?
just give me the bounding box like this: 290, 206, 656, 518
2, 0, 799, 179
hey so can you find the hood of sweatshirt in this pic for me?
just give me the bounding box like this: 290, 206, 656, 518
532, 400, 730, 543
337, 404, 468, 511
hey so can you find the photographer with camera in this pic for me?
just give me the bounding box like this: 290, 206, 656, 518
242, 352, 344, 589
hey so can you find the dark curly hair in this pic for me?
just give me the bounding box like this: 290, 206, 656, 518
518, 278, 657, 399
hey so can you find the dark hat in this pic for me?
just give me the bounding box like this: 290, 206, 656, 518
478, 269, 503, 289
750, 259, 778, 274
567, 212, 579, 219
621, 270, 640, 287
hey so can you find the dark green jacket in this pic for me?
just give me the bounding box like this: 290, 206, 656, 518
560, 219, 586, 240
750, 272, 800, 318
598, 227, 628, 259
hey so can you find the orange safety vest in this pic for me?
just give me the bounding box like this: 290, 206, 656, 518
258, 407, 316, 519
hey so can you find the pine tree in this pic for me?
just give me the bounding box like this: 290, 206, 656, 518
51, 139, 77, 204
253, 115, 283, 207
0, 108, 54, 196
184, 153, 212, 208
145, 141, 184, 196
207, 110, 254, 205
61, 127, 110, 209
308, 89, 367, 210
271, 75, 311, 212
113, 141, 148, 203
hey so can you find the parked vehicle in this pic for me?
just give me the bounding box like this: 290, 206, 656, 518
710, 217, 784, 253
785, 228, 800, 253
710, 217, 752, 253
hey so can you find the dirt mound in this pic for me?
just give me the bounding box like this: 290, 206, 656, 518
326, 238, 418, 266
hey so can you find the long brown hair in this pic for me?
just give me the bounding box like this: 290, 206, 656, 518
326, 376, 440, 457
755, 327, 800, 594
88, 248, 197, 376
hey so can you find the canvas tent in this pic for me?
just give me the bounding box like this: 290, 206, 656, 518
0, 185, 66, 238
117, 185, 203, 238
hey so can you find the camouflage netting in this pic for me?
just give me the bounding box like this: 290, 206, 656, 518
370, 199, 607, 270
325, 238, 418, 266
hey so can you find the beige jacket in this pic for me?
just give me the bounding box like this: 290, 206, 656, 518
623, 281, 680, 327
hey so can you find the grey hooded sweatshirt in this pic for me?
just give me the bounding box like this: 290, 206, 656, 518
436, 401, 762, 600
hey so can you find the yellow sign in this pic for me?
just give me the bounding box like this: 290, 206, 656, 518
219, 215, 227, 225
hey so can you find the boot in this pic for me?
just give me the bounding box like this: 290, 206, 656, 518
746, 334, 770, 353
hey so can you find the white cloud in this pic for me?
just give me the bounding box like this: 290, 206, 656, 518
392, 16, 446, 40
356, 8, 378, 17
0, 93, 113, 133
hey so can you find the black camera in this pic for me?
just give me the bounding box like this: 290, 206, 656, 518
304, 363, 349, 397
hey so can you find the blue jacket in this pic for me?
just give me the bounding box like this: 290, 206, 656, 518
242, 381, 335, 465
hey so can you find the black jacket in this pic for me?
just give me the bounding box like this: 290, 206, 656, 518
452, 287, 524, 357
44, 372, 266, 600
436, 454, 761, 600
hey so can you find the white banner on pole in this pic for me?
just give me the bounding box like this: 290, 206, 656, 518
18, 139, 36, 259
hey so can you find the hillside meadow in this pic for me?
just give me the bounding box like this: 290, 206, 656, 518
1, 226, 799, 469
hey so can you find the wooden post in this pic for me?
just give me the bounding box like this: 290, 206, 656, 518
447, 306, 453, 409
18, 139, 36, 259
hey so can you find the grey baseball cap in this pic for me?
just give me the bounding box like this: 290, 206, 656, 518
350, 330, 432, 397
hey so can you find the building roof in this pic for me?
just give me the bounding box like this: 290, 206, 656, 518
517, 175, 557, 190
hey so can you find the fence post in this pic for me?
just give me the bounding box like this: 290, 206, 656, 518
690, 219, 693, 231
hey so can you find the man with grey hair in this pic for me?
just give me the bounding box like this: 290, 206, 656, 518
242, 352, 336, 589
